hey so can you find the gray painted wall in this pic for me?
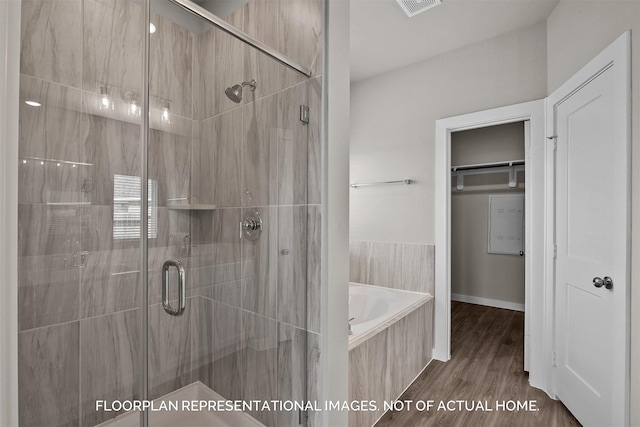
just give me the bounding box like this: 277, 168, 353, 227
450, 122, 525, 306
350, 21, 547, 244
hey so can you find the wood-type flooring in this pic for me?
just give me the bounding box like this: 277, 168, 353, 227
375, 301, 581, 427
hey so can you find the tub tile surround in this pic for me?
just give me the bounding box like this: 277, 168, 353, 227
349, 330, 389, 427
350, 241, 435, 295
348, 300, 434, 427
348, 240, 435, 427
18, 0, 323, 424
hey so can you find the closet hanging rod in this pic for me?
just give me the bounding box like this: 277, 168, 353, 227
451, 159, 525, 172
169, 0, 312, 77
350, 179, 413, 189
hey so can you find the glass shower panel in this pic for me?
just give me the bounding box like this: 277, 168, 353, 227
146, 1, 316, 425
17, 0, 144, 425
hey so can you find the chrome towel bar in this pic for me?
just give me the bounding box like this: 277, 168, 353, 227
350, 179, 413, 189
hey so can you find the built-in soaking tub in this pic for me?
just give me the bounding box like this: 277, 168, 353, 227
348, 282, 432, 350
348, 282, 434, 427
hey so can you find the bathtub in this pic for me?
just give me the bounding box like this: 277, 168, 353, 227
348, 282, 432, 350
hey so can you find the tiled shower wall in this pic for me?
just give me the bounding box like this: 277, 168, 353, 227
349, 241, 435, 295
17, 0, 322, 426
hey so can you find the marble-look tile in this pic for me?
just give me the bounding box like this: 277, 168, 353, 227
148, 301, 192, 399
242, 95, 278, 207
241, 311, 277, 426
349, 241, 402, 289
242, 207, 277, 318
18, 201, 83, 329
277, 206, 307, 328
401, 244, 435, 294
277, 83, 308, 206
349, 241, 367, 285
84, 113, 141, 206
349, 330, 389, 427
18, 255, 80, 331
150, 11, 193, 119
19, 76, 89, 204
18, 322, 79, 427
83, 0, 143, 94
149, 128, 191, 207
192, 29, 215, 121
79, 243, 140, 318
154, 207, 191, 250
278, 0, 323, 87
243, 0, 281, 100
191, 297, 214, 389
213, 301, 243, 401
423, 299, 434, 364
191, 209, 242, 306
348, 341, 367, 427
18, 203, 82, 258
307, 332, 322, 427
307, 77, 322, 205
277, 323, 308, 427
20, 0, 82, 87
197, 110, 242, 208
80, 309, 139, 427
214, 29, 246, 116
307, 206, 321, 333
388, 305, 427, 401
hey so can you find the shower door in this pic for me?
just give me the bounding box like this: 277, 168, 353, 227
16, 0, 321, 424
17, 0, 146, 424
145, 1, 321, 425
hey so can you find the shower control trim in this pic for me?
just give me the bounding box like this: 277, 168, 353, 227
162, 260, 186, 316
241, 210, 263, 241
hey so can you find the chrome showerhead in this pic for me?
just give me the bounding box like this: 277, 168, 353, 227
225, 79, 257, 103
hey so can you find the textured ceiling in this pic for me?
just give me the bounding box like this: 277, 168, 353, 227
350, 0, 559, 82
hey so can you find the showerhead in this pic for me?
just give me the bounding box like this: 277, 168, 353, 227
225, 79, 257, 103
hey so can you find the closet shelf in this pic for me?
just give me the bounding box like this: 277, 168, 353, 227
451, 160, 525, 191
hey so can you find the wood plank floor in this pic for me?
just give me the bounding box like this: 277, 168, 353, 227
375, 302, 581, 427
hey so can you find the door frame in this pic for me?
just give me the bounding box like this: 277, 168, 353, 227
547, 31, 631, 425
434, 99, 553, 394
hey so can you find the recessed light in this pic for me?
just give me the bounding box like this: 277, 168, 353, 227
22, 160, 27, 164
150, 23, 156, 34
25, 100, 41, 107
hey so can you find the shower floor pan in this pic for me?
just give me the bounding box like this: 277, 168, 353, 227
95, 382, 264, 427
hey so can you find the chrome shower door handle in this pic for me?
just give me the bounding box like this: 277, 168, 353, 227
162, 260, 186, 316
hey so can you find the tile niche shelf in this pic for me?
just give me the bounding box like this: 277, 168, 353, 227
167, 203, 217, 211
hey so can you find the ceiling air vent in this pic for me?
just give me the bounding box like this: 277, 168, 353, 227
396, 0, 441, 17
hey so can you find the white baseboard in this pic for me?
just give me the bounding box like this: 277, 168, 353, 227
451, 293, 525, 312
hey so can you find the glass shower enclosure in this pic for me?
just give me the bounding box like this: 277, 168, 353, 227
16, 0, 322, 425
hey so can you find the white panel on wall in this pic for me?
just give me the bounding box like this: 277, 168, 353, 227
488, 194, 524, 255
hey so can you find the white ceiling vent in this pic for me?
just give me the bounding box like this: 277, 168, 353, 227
396, 0, 441, 17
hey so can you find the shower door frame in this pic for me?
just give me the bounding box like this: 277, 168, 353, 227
0, 0, 21, 423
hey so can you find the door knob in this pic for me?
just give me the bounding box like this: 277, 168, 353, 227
593, 276, 613, 290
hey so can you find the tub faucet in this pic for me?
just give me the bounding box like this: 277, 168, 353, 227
348, 317, 355, 335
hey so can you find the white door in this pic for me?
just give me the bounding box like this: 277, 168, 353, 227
551, 33, 630, 427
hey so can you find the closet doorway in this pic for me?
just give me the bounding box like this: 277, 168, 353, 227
450, 122, 527, 369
